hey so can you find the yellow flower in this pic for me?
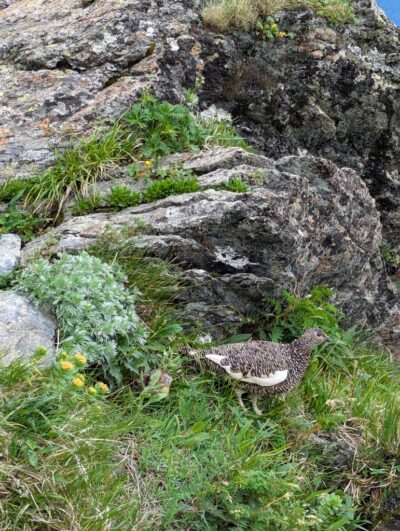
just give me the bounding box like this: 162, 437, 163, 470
76, 373, 85, 382
271, 23, 278, 30
88, 386, 97, 395
96, 382, 109, 394
279, 31, 286, 38
72, 378, 84, 388
60, 360, 74, 370
74, 353, 87, 366
144, 160, 152, 168
61, 351, 69, 359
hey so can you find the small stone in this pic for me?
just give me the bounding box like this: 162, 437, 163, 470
0, 234, 21, 277
0, 291, 56, 367
310, 50, 324, 59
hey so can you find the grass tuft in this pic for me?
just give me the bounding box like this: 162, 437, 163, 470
23, 94, 247, 218
203, 0, 355, 31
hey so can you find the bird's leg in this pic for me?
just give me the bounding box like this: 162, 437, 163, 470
251, 395, 263, 416
235, 388, 247, 411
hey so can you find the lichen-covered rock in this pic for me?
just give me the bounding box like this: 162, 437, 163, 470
0, 291, 56, 366
0, 233, 21, 277
21, 150, 397, 347
198, 1, 400, 253
0, 0, 202, 179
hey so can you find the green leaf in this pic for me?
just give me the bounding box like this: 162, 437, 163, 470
224, 334, 252, 344
190, 421, 206, 433
150, 370, 162, 386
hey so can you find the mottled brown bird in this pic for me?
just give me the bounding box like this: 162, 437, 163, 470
184, 328, 328, 415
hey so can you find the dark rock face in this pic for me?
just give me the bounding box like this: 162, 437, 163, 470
198, 1, 400, 253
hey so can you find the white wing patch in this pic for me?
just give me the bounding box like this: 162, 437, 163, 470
205, 354, 243, 379
205, 354, 288, 386
241, 370, 288, 387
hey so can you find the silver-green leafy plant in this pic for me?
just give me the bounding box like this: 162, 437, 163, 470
17, 252, 148, 382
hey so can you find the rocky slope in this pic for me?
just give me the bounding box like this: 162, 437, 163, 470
198, 0, 400, 254
0, 0, 399, 354
20, 148, 395, 342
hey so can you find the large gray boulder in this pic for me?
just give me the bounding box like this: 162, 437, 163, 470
0, 233, 21, 277
0, 291, 56, 366
21, 149, 399, 351
2, 0, 399, 257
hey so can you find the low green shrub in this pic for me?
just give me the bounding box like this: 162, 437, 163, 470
108, 184, 141, 209
122, 93, 246, 159
90, 230, 186, 369
222, 177, 250, 192
72, 172, 200, 215
71, 192, 102, 216
16, 252, 148, 383
0, 178, 32, 203
143, 176, 200, 202
0, 192, 47, 242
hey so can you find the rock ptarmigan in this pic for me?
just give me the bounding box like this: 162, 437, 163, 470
183, 328, 328, 415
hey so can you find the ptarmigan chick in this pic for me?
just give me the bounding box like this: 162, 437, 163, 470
184, 328, 328, 415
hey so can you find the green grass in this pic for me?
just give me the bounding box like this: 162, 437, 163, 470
203, 0, 355, 31
1, 95, 247, 229
0, 190, 48, 242
70, 173, 252, 217
1, 336, 398, 529
3, 250, 399, 529
23, 94, 247, 218
142, 175, 200, 203
0, 178, 33, 203
25, 124, 139, 218
72, 174, 200, 216
222, 177, 250, 192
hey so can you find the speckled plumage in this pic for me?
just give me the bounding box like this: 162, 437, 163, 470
185, 328, 328, 414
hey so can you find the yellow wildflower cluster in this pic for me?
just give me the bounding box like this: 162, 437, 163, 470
60, 360, 74, 371
58, 351, 110, 397
72, 378, 85, 388
144, 160, 152, 168
74, 353, 87, 366
279, 31, 286, 38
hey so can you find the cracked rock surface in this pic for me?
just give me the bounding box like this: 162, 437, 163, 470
21, 149, 399, 351
0, 0, 202, 179
0, 233, 21, 277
